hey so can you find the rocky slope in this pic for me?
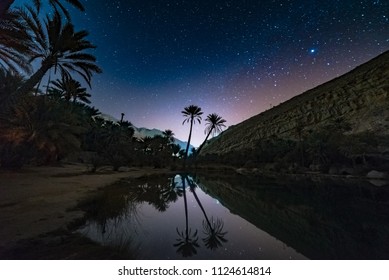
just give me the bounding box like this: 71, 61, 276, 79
201, 51, 389, 155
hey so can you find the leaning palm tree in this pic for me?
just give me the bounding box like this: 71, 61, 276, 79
50, 73, 91, 104
196, 113, 226, 155
14, 6, 101, 98
0, 0, 84, 19
181, 105, 203, 164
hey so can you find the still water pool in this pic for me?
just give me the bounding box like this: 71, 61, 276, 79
79, 173, 389, 259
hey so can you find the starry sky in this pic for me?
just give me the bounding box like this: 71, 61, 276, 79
14, 0, 389, 146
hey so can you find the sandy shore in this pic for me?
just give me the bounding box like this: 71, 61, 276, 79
0, 163, 170, 257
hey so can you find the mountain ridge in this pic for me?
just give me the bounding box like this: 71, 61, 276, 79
98, 113, 193, 151
201, 51, 389, 155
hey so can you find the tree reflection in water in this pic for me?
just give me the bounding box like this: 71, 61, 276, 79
81, 174, 228, 258
173, 174, 200, 257
202, 218, 228, 250
186, 176, 228, 250
173, 174, 228, 257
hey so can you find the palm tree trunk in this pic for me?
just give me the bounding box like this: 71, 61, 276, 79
187, 177, 212, 230
13, 60, 51, 97
0, 0, 14, 18
183, 118, 194, 167
196, 127, 213, 156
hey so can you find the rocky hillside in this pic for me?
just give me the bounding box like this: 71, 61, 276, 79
201, 51, 389, 155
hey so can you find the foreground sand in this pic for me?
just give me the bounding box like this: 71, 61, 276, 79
0, 163, 170, 256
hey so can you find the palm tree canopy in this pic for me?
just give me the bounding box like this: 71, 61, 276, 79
50, 73, 91, 104
0, 9, 33, 73
33, 0, 84, 17
196, 113, 226, 156
162, 129, 175, 143
181, 105, 203, 162
14, 6, 101, 97
182, 105, 203, 125
0, 0, 84, 19
204, 113, 226, 136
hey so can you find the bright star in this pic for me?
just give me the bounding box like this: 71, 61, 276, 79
310, 48, 316, 54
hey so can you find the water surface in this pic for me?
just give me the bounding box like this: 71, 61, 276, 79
79, 173, 389, 259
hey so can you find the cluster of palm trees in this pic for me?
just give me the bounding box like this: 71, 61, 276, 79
0, 0, 102, 167
0, 1, 227, 170
0, 1, 101, 168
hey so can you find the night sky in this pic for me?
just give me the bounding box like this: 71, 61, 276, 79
14, 0, 389, 146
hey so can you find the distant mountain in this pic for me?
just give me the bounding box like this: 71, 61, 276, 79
133, 127, 194, 151
99, 113, 120, 123
98, 113, 193, 151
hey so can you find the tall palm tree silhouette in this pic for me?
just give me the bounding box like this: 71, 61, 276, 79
181, 105, 203, 167
173, 174, 199, 257
186, 176, 228, 250
196, 113, 226, 155
14, 5, 101, 97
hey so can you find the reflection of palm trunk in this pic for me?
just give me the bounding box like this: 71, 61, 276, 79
181, 175, 189, 240
186, 177, 212, 230
185, 176, 227, 250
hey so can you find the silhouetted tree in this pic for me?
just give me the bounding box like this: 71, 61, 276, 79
14, 6, 101, 98
181, 105, 203, 166
197, 113, 226, 155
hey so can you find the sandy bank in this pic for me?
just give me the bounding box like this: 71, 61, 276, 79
0, 163, 170, 253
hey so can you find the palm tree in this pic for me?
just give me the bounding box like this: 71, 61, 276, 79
0, 68, 24, 111
171, 143, 181, 158
196, 113, 226, 155
1, 0, 84, 19
50, 73, 91, 104
14, 6, 101, 98
0, 8, 32, 73
140, 136, 153, 154
181, 105, 203, 164
1, 94, 86, 164
162, 129, 175, 144
178, 149, 186, 159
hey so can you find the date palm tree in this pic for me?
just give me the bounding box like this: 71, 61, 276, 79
50, 73, 91, 104
0, 0, 84, 19
0, 8, 32, 73
1, 94, 86, 165
181, 105, 203, 164
196, 113, 226, 155
14, 6, 101, 98
0, 68, 24, 111
162, 129, 175, 144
